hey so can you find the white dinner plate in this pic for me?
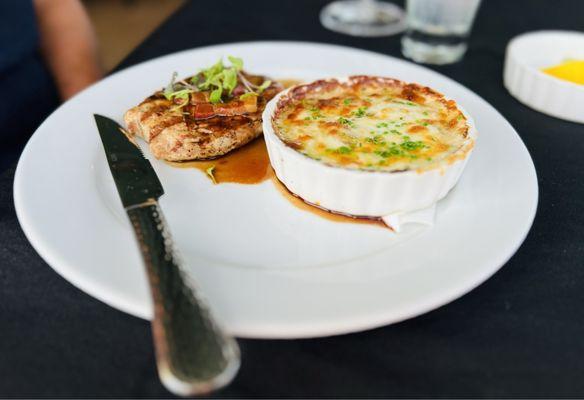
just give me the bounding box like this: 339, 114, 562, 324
14, 42, 538, 339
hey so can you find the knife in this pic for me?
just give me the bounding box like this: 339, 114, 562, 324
93, 114, 240, 396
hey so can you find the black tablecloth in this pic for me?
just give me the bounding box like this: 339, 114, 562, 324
2, 0, 584, 397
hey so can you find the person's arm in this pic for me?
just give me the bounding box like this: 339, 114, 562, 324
34, 0, 102, 100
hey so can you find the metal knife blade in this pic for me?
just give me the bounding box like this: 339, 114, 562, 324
94, 114, 164, 208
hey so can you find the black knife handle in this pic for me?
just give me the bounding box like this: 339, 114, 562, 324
127, 201, 240, 396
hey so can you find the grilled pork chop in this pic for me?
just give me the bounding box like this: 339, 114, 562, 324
124, 74, 283, 161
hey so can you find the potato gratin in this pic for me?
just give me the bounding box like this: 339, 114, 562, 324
272, 76, 474, 172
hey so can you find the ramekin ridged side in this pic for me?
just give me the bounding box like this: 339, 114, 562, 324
262, 82, 477, 217
503, 31, 584, 124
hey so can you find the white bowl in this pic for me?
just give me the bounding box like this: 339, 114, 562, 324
504, 30, 584, 124
262, 79, 478, 218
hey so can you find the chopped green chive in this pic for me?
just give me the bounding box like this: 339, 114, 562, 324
392, 100, 417, 106
338, 117, 355, 127
309, 107, 323, 119
353, 107, 368, 118
400, 141, 426, 151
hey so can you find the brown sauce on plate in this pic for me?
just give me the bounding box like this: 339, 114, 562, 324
167, 137, 271, 184
269, 171, 387, 229
168, 136, 387, 229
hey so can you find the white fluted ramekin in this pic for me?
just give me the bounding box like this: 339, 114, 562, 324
262, 78, 477, 217
504, 30, 584, 124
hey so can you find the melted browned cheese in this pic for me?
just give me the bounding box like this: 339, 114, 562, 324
273, 76, 473, 172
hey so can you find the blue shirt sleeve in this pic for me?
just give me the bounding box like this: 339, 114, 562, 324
0, 0, 39, 73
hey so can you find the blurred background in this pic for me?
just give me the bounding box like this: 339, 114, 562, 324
83, 0, 184, 71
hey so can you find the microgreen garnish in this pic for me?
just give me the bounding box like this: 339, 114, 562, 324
227, 55, 243, 70
336, 146, 352, 154
239, 92, 258, 100
209, 86, 223, 103
343, 98, 353, 105
163, 56, 272, 105
256, 80, 272, 92
163, 72, 195, 109
376, 122, 389, 128
205, 165, 217, 184
164, 72, 179, 99
195, 57, 243, 102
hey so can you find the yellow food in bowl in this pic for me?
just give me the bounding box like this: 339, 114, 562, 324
542, 60, 584, 85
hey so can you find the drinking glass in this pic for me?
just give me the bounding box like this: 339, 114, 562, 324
401, 0, 482, 64
320, 0, 406, 37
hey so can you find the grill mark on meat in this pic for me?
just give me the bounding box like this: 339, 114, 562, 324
149, 116, 184, 140
140, 105, 168, 122
185, 114, 256, 138
124, 74, 283, 161
171, 140, 183, 152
